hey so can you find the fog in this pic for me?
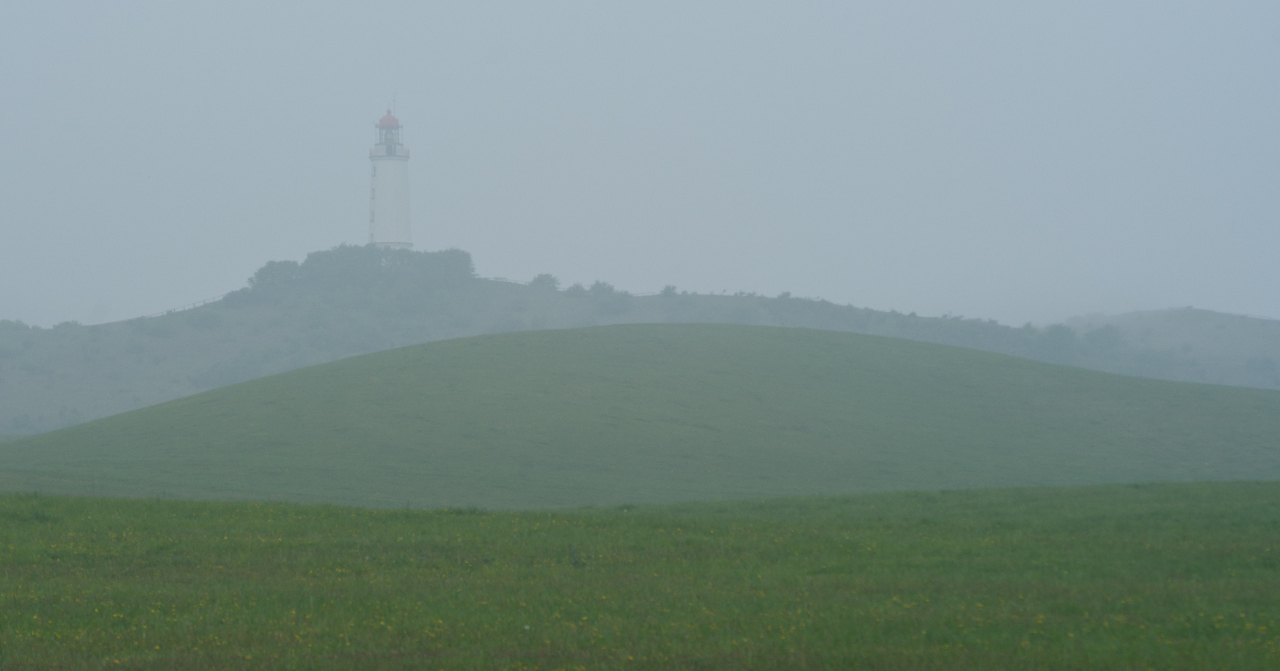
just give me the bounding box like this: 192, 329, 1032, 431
1, 1, 1276, 327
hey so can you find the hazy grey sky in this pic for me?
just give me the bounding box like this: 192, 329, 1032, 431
2, 1, 1276, 327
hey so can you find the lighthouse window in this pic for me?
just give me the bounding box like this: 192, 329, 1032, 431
372, 167, 376, 177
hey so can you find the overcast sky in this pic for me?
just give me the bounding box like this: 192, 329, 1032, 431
1, 1, 1276, 327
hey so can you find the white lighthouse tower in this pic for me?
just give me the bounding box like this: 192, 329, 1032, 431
369, 110, 412, 249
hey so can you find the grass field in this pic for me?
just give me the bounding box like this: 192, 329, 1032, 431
3, 324, 1279, 508
0, 434, 22, 443
2, 482, 1277, 669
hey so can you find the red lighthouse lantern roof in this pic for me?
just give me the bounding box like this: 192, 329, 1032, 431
376, 110, 401, 129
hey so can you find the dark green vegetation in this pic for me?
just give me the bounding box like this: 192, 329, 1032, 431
4, 245, 1277, 434
3, 324, 1278, 509
3, 483, 1277, 669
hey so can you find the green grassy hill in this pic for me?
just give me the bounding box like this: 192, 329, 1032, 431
6, 245, 1277, 436
3, 482, 1278, 669
2, 324, 1278, 509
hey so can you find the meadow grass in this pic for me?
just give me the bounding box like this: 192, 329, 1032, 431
3, 482, 1278, 669
3, 325, 1280, 509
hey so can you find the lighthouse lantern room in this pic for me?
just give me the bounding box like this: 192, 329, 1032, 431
369, 110, 412, 249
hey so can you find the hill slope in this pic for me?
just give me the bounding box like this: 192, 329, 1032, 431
4, 245, 1278, 434
2, 324, 1277, 508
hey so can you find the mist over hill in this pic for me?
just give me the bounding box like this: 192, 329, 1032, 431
1065, 309, 1280, 386
2, 244, 1278, 434
7, 325, 1278, 508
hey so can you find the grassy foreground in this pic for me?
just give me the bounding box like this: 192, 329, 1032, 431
3, 482, 1278, 669
4, 324, 1280, 508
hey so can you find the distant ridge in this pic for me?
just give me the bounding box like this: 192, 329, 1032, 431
1066, 307, 1280, 386
2, 245, 1278, 434
3, 324, 1277, 509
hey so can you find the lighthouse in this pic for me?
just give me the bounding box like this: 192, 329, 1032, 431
369, 110, 412, 249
